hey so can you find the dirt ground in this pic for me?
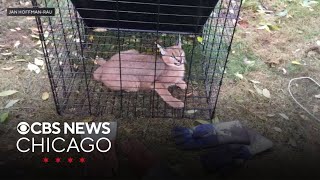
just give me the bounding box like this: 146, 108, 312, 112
0, 0, 320, 179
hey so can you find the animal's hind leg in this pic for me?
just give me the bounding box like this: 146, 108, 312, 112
155, 82, 184, 108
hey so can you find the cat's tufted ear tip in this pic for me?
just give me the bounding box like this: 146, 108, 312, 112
156, 43, 166, 55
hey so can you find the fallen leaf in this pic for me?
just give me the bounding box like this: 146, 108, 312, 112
291, 61, 302, 65
253, 84, 263, 95
87, 35, 94, 42
93, 28, 108, 32
267, 24, 280, 31
249, 80, 261, 84
262, 89, 271, 98
197, 36, 203, 43
0, 112, 9, 123
273, 127, 282, 133
279, 113, 289, 120
83, 117, 93, 122
14, 59, 27, 62
15, 27, 21, 31
41, 92, 49, 100
315, 94, 320, 99
212, 116, 220, 124
10, 29, 16, 32
243, 57, 255, 66
43, 31, 49, 38
13, 41, 20, 48
195, 119, 210, 125
276, 9, 288, 17
235, 72, 244, 79
28, 62, 41, 74
2, 67, 14, 71
0, 90, 18, 97
267, 114, 276, 117
186, 110, 198, 114
30, 34, 39, 39
35, 49, 43, 54
34, 58, 44, 66
281, 68, 287, 74
1, 52, 13, 56
4, 99, 20, 109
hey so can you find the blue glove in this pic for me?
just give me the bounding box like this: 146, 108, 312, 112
172, 124, 219, 150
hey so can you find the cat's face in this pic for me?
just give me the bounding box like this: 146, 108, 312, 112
157, 37, 186, 67
161, 45, 186, 67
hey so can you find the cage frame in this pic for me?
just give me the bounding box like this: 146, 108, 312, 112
31, 0, 243, 120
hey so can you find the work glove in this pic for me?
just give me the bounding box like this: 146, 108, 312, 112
172, 121, 250, 150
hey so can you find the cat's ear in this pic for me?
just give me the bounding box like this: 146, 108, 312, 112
176, 34, 182, 48
157, 43, 166, 55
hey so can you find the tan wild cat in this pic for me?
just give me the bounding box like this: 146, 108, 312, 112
93, 38, 186, 108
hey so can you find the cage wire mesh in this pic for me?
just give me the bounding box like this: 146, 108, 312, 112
32, 0, 242, 119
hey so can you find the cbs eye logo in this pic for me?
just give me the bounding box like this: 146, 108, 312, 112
17, 122, 30, 135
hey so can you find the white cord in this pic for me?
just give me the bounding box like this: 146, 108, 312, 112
288, 77, 320, 122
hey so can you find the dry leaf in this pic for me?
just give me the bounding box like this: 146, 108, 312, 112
262, 89, 271, 98
253, 84, 263, 95
0, 90, 18, 97
28, 62, 41, 74
235, 72, 244, 79
31, 34, 39, 39
93, 28, 108, 32
35, 49, 43, 54
249, 80, 260, 84
14, 59, 27, 62
43, 31, 49, 38
279, 113, 289, 120
273, 127, 282, 133
34, 58, 44, 66
13, 41, 20, 48
1, 52, 13, 56
195, 119, 210, 125
267, 114, 276, 117
2, 67, 14, 71
186, 110, 198, 114
281, 68, 287, 74
4, 99, 20, 109
243, 57, 255, 66
41, 92, 49, 100
83, 117, 93, 122
291, 61, 302, 65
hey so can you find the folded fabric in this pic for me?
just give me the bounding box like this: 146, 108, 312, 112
172, 121, 250, 150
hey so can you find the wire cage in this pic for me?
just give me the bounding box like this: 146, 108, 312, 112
32, 0, 242, 119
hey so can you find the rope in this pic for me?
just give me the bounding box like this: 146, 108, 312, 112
288, 77, 320, 122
